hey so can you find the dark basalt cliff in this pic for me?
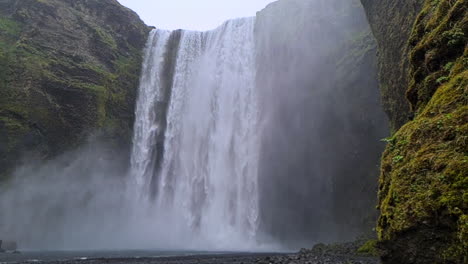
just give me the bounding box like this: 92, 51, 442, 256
256, 0, 388, 245
0, 0, 150, 178
361, 0, 467, 263
360, 0, 424, 131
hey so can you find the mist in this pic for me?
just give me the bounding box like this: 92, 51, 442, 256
0, 137, 275, 251
255, 0, 388, 248
0, 0, 388, 252
0, 140, 132, 250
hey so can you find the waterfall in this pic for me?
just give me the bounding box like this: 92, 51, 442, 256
130, 18, 260, 248
130, 30, 172, 192
0, 0, 387, 251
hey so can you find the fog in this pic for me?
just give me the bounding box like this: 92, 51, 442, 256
0, 0, 388, 252
255, 0, 387, 247
0, 139, 274, 251
0, 140, 134, 250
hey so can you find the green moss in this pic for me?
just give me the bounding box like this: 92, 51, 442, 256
0, 17, 20, 37
443, 61, 455, 72
407, 0, 467, 111
0, 116, 26, 132
0, 0, 149, 176
377, 1, 467, 262
0, 116, 28, 153
436, 76, 450, 84
93, 27, 118, 50
0, 23, 21, 91
379, 70, 468, 262
357, 240, 378, 256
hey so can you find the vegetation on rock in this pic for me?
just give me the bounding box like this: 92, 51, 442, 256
0, 0, 150, 179
362, 0, 467, 263
357, 239, 378, 256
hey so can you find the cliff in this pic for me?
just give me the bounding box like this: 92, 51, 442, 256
255, 0, 388, 245
360, 0, 424, 131
0, 0, 150, 178
361, 0, 467, 263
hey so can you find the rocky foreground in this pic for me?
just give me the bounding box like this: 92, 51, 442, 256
5, 241, 380, 264
10, 252, 379, 264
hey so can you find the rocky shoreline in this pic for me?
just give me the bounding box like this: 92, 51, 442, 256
4, 252, 379, 264
0, 238, 381, 264
2, 242, 381, 264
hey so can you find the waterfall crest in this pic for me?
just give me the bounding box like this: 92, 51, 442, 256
130, 18, 261, 249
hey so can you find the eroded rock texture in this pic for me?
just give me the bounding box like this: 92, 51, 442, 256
0, 0, 150, 177
361, 0, 467, 263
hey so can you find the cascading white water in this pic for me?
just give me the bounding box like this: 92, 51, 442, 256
130, 30, 171, 192
0, 0, 386, 252
130, 18, 260, 249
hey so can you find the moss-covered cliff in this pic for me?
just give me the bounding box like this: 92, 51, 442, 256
0, 0, 150, 178
361, 0, 467, 263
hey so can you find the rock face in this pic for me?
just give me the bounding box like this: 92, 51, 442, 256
360, 0, 424, 131
255, 0, 388, 246
0, 0, 150, 178
361, 0, 467, 263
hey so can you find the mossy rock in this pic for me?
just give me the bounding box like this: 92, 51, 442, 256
0, 0, 150, 177
407, 0, 468, 112
357, 239, 379, 257
374, 0, 468, 263
378, 70, 467, 263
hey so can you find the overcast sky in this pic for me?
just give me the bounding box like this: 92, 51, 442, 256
117, 0, 276, 31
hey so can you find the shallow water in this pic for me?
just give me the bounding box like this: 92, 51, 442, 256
0, 250, 236, 263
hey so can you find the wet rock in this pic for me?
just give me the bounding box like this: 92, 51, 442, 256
0, 0, 151, 177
